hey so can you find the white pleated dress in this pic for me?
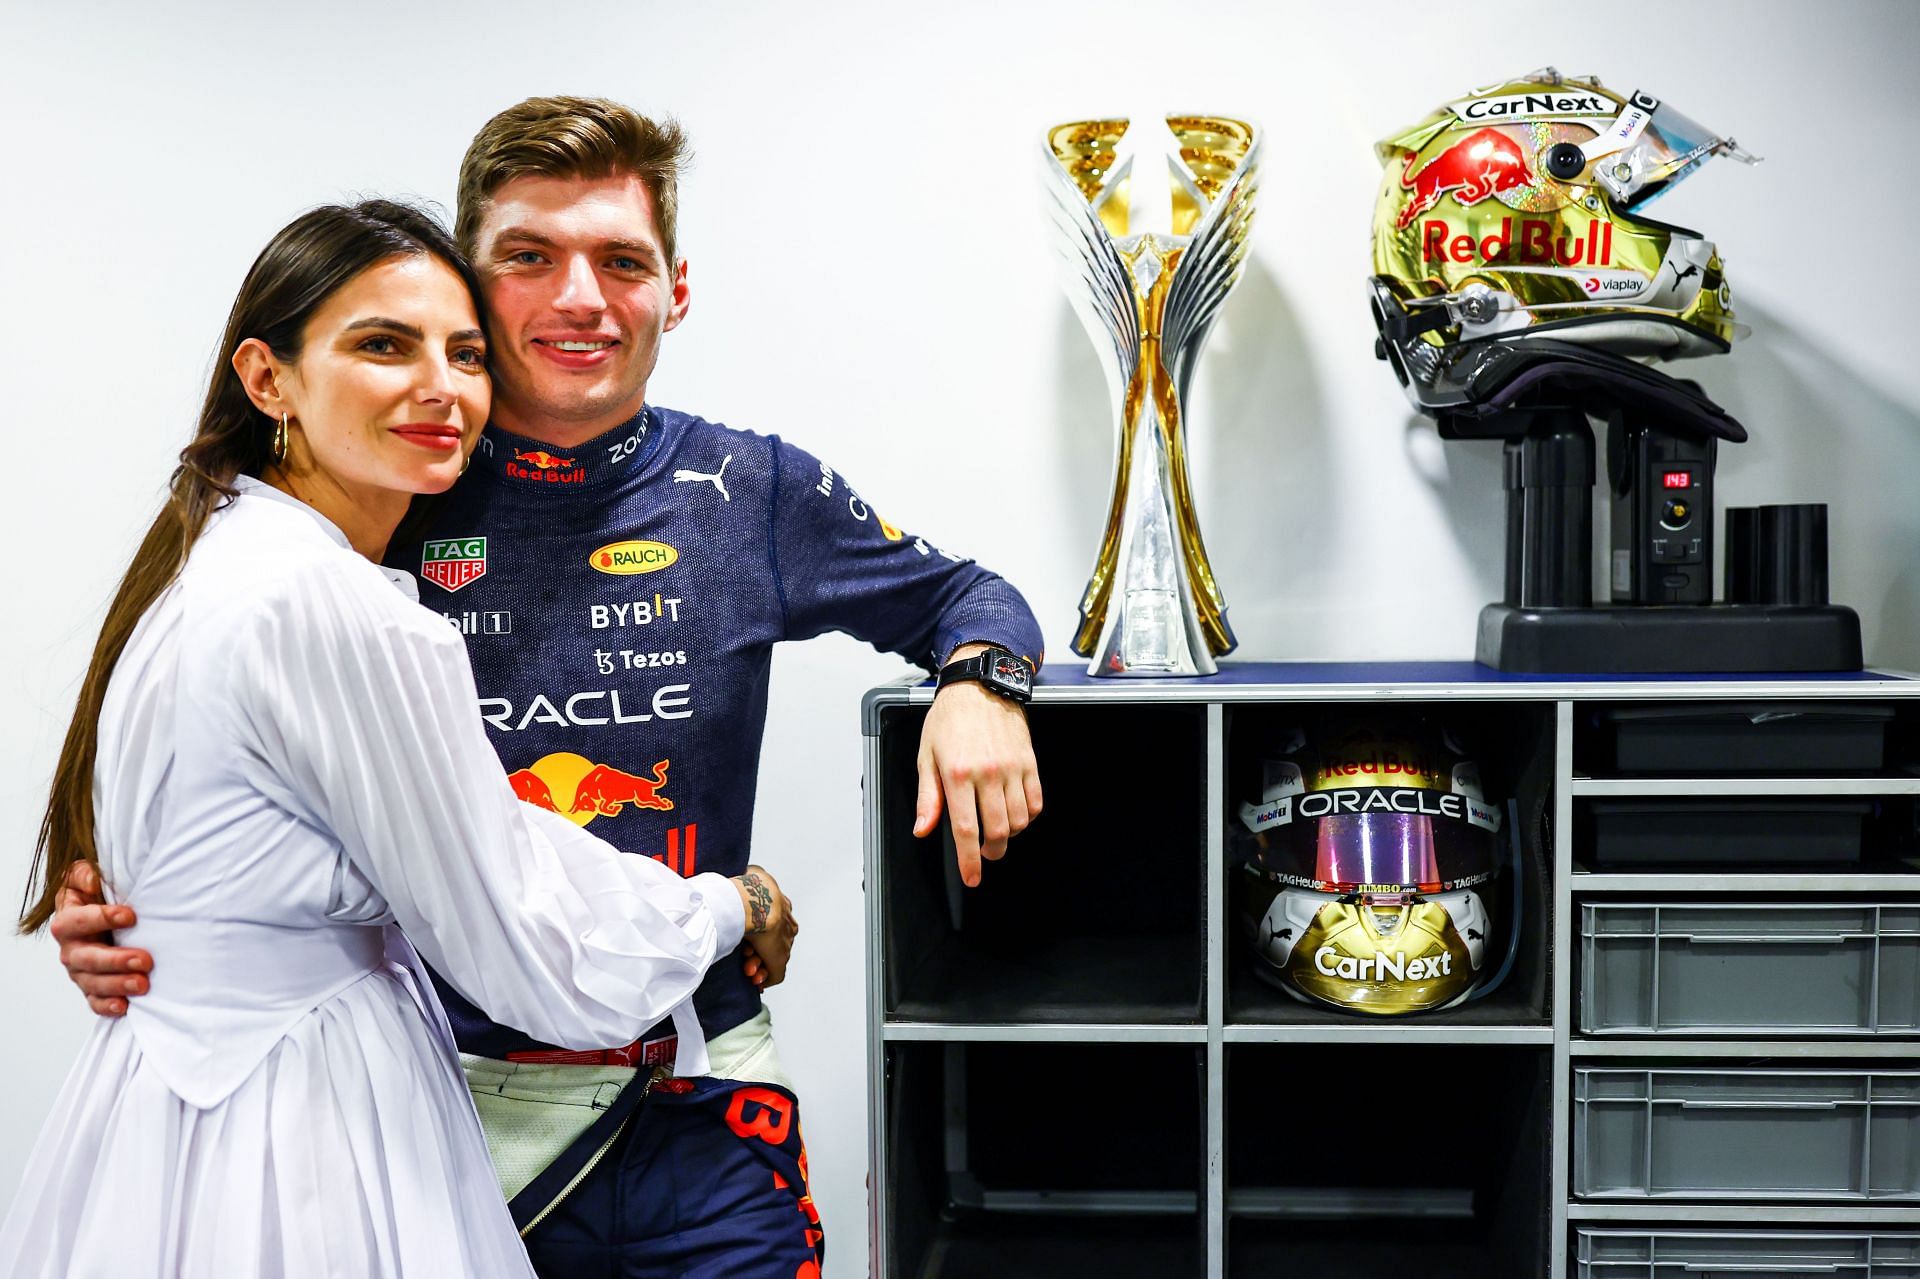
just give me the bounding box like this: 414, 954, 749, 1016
0, 479, 744, 1278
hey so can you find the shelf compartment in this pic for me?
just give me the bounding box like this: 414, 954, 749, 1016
1573, 777, 1920, 797
1573, 1067, 1920, 1201
1577, 872, 1920, 893
876, 703, 1206, 1025
896, 1215, 1203, 1275
883, 1040, 1204, 1278
1580, 901, 1920, 1036
1223, 700, 1556, 1030
1576, 701, 1901, 778
1226, 1043, 1549, 1276
1230, 1218, 1510, 1278
1572, 792, 1920, 878
1582, 797, 1878, 869
1574, 1226, 1920, 1277
1226, 961, 1550, 1031
1225, 1023, 1554, 1045
883, 1022, 1207, 1043
1573, 1039, 1920, 1059
890, 932, 1202, 1025
1569, 1203, 1920, 1223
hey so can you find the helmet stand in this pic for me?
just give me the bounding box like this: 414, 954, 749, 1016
1499, 408, 1594, 610
1426, 347, 1861, 673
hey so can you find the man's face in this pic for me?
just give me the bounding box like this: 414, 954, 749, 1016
473, 173, 689, 441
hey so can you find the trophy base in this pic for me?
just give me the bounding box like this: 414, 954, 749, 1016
1475, 602, 1863, 674
1075, 589, 1230, 678
1080, 655, 1221, 679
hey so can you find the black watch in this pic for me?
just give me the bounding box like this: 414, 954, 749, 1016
937, 646, 1034, 704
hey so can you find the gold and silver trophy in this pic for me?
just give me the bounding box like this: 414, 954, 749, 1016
1044, 115, 1260, 677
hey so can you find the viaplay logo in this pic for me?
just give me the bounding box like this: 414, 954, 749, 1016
421, 537, 486, 592
1583, 271, 1646, 296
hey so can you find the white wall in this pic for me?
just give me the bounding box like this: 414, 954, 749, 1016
4, 2, 1918, 1271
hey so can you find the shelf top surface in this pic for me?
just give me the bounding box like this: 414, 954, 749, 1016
866, 661, 1920, 727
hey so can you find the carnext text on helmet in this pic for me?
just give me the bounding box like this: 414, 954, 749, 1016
1313, 948, 1455, 982
1423, 217, 1614, 267
1452, 92, 1613, 121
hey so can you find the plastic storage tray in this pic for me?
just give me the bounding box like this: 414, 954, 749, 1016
1585, 799, 1872, 867
1594, 702, 1895, 775
1575, 1228, 1920, 1277
1573, 1068, 1920, 1200
1580, 902, 1920, 1035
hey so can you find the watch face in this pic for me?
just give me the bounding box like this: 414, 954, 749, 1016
988, 653, 1032, 696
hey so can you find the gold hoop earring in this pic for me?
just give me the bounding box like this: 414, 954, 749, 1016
459, 448, 472, 477
273, 412, 289, 464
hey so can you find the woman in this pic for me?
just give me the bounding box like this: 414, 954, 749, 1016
1, 200, 790, 1276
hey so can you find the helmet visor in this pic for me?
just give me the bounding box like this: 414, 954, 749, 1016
1580, 91, 1755, 210
1242, 786, 1503, 894
1316, 811, 1442, 888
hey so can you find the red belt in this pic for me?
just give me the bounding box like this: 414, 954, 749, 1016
506, 1033, 677, 1069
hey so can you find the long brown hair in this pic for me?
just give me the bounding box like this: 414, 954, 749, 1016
20, 199, 487, 933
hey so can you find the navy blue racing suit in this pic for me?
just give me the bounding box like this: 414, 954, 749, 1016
386, 405, 1043, 1275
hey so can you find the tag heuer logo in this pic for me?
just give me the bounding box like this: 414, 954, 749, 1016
422, 537, 487, 592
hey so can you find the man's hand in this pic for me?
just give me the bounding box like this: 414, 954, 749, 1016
913, 642, 1043, 887
734, 865, 798, 989
51, 861, 151, 1017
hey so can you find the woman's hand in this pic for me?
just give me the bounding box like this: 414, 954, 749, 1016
733, 865, 797, 989
51, 862, 151, 1016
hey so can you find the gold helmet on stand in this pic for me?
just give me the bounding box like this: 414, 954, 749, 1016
1371, 67, 1757, 392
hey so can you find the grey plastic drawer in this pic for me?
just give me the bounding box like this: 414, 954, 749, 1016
1573, 1068, 1920, 1200
1581, 902, 1920, 1035
1576, 1227, 1920, 1276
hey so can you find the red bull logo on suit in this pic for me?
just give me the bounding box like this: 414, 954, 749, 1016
507, 448, 585, 484
507, 752, 672, 824
506, 751, 701, 874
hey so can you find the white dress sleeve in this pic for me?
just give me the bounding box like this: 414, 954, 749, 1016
219, 555, 744, 1055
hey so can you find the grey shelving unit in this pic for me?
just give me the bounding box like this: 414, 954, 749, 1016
862, 662, 1920, 1278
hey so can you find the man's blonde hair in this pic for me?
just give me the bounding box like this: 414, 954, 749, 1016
456, 95, 688, 266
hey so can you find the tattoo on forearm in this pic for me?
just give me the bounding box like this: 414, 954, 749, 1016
741, 872, 773, 934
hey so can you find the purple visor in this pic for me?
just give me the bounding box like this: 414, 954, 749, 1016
1244, 786, 1501, 893
1316, 812, 1441, 889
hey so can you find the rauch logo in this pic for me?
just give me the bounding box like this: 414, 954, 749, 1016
589, 540, 679, 576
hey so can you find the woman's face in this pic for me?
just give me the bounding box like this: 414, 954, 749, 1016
267, 253, 490, 499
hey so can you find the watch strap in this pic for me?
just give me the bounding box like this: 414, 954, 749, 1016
937, 647, 1033, 703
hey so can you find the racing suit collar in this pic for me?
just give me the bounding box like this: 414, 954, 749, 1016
470, 408, 660, 491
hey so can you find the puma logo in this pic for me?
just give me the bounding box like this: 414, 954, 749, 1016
1669, 261, 1700, 283
672, 454, 731, 501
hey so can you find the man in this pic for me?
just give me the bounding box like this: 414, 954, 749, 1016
52, 96, 1045, 1277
